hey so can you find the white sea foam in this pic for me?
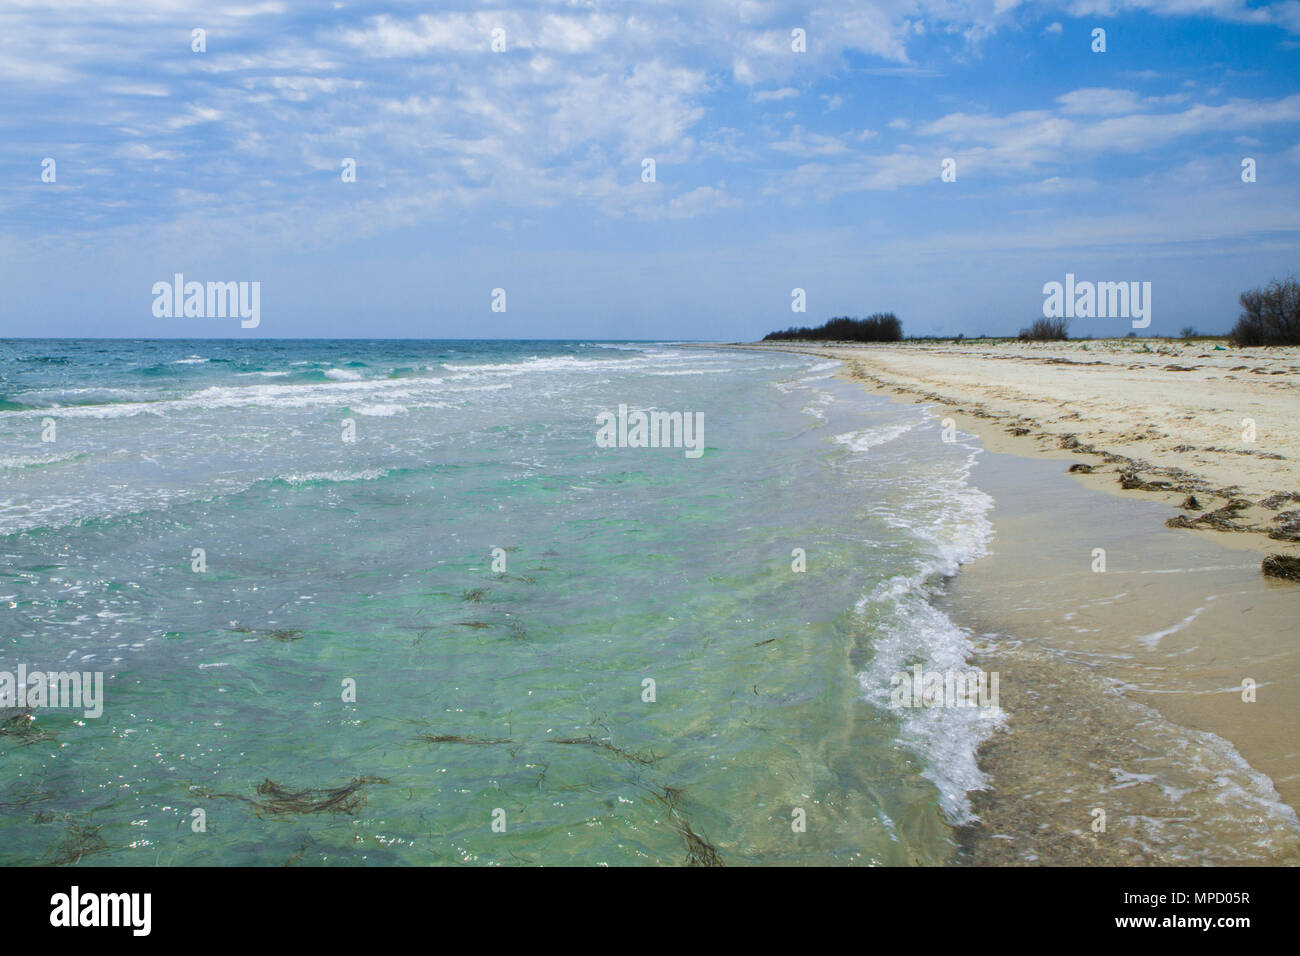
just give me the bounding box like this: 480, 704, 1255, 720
1136, 601, 1211, 649
848, 414, 999, 823
1112, 696, 1300, 861
0, 451, 83, 470
857, 572, 1004, 824
12, 386, 156, 406
275, 469, 390, 486
833, 422, 915, 453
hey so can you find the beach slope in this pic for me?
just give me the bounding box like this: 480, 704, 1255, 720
739, 339, 1300, 557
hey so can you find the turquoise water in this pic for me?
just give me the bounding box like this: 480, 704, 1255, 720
0, 340, 996, 865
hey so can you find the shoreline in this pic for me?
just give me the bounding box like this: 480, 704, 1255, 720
713, 340, 1300, 563
694, 340, 1300, 864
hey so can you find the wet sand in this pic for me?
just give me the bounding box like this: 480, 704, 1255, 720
944, 449, 1300, 865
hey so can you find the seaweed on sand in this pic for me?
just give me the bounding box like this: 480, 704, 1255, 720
1267, 511, 1300, 542
549, 734, 658, 766
1262, 554, 1300, 582
198, 776, 389, 817
1166, 499, 1254, 532
1260, 492, 1300, 510
462, 588, 488, 603
455, 620, 494, 629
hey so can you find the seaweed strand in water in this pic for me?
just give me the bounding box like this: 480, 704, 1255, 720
46, 821, 110, 866
198, 775, 389, 817
418, 733, 513, 746
548, 734, 658, 766
675, 816, 725, 867
228, 625, 304, 642
0, 710, 54, 745
648, 784, 725, 866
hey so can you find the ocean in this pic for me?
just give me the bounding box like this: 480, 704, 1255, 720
0, 339, 1000, 865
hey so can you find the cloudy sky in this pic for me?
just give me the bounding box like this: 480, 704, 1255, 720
2, 0, 1298, 339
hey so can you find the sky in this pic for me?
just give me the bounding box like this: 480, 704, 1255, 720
1, 0, 1299, 340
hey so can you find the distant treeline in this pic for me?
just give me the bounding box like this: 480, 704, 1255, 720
758, 276, 1300, 344
763, 313, 902, 342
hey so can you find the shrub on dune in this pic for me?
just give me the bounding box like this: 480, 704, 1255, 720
1231, 277, 1300, 346
1018, 317, 1069, 341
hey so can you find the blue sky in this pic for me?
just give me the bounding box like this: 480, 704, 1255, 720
2, 0, 1298, 339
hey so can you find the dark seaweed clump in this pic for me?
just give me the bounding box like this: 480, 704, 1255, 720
0, 710, 53, 744
648, 785, 724, 866
228, 625, 304, 642
675, 817, 724, 866
1262, 554, 1300, 582
199, 776, 389, 817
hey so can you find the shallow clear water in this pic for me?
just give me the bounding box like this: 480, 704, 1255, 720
0, 340, 996, 865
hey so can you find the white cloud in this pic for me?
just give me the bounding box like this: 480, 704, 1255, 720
4, 0, 1300, 253
754, 87, 799, 102
770, 125, 851, 157
1056, 88, 1146, 114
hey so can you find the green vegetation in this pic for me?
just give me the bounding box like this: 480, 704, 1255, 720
763, 313, 902, 342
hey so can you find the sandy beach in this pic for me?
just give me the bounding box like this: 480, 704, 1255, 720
740, 339, 1300, 558
731, 339, 1300, 864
